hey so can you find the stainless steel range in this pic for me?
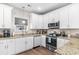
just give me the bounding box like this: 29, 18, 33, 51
46, 32, 57, 51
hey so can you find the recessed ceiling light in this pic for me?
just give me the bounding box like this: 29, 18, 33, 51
38, 7, 42, 10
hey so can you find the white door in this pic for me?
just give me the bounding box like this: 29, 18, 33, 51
3, 5, 13, 28
33, 36, 41, 47
0, 40, 7, 55
7, 39, 16, 55
40, 36, 46, 47
25, 37, 33, 50
15, 38, 25, 54
0, 4, 4, 28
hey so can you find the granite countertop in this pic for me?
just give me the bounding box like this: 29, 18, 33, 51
57, 36, 69, 40
0, 34, 43, 40
56, 37, 79, 55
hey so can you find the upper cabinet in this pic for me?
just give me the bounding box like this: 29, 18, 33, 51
60, 4, 79, 29
69, 4, 79, 29
30, 13, 48, 29
0, 4, 13, 28
43, 14, 48, 29
30, 13, 39, 29
59, 5, 69, 29
0, 5, 4, 28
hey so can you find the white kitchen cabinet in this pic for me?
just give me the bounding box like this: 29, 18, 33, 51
6, 39, 16, 55
0, 4, 13, 28
15, 38, 25, 54
46, 13, 53, 23
57, 38, 69, 48
69, 4, 79, 28
59, 6, 69, 29
40, 36, 46, 47
0, 5, 4, 28
3, 5, 13, 28
43, 15, 48, 29
30, 13, 47, 29
33, 36, 41, 47
30, 13, 38, 29
0, 39, 16, 55
51, 10, 60, 22
25, 37, 33, 50
37, 15, 43, 29
0, 40, 7, 55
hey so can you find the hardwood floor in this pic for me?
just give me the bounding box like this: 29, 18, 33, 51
18, 47, 59, 55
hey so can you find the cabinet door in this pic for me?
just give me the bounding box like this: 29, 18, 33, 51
50, 10, 60, 23
3, 5, 13, 28
0, 4, 4, 28
0, 40, 7, 55
15, 38, 25, 54
33, 37, 41, 47
37, 15, 43, 29
43, 15, 48, 29
30, 13, 38, 29
46, 13, 53, 23
69, 4, 79, 28
60, 6, 69, 29
40, 36, 46, 47
25, 37, 33, 50
7, 39, 16, 55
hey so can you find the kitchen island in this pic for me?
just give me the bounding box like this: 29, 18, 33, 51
56, 37, 79, 55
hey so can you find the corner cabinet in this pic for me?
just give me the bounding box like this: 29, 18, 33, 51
30, 13, 48, 29
0, 4, 13, 28
40, 36, 46, 47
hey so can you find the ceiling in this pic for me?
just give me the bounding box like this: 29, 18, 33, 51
7, 3, 71, 14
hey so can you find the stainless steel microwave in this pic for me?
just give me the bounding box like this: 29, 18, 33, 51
48, 21, 60, 29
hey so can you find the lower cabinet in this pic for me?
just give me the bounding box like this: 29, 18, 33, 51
0, 37, 33, 55
7, 39, 16, 55
0, 40, 7, 55
33, 36, 41, 47
15, 38, 25, 54
15, 37, 33, 54
0, 39, 16, 55
40, 36, 46, 47
25, 37, 33, 50
57, 38, 69, 48
0, 36, 46, 55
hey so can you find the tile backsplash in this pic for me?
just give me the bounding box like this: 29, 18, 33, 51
47, 29, 79, 37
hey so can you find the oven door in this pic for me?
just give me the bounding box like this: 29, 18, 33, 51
46, 37, 51, 44
46, 37, 57, 47
51, 37, 57, 47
